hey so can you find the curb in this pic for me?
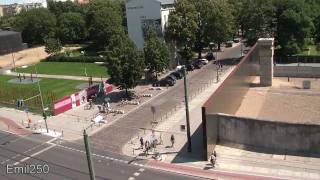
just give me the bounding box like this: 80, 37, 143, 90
145, 160, 285, 180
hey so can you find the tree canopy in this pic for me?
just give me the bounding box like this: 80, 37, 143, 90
13, 8, 57, 44
144, 28, 170, 79
57, 12, 88, 44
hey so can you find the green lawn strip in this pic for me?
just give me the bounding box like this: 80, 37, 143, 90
16, 62, 109, 78
298, 45, 320, 56
0, 75, 85, 114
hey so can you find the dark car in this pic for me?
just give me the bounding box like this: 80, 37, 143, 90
205, 52, 215, 61
186, 64, 195, 71
166, 74, 177, 82
170, 71, 183, 79
152, 78, 175, 87
193, 61, 203, 69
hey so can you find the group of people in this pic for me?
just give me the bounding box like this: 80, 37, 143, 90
139, 134, 175, 156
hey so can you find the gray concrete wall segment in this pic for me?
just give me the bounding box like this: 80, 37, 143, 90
274, 66, 320, 78
205, 114, 219, 160
204, 45, 259, 115
213, 113, 320, 155
258, 38, 274, 86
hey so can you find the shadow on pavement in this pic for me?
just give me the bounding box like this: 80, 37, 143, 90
171, 124, 204, 163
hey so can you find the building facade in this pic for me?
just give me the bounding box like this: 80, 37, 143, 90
126, 0, 174, 50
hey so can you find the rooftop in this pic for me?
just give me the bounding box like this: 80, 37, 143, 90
236, 77, 320, 125
0, 30, 20, 37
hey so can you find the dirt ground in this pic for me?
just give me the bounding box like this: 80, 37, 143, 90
0, 46, 48, 68
0, 46, 81, 69
236, 77, 320, 124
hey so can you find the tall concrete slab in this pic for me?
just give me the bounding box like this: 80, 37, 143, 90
258, 38, 274, 86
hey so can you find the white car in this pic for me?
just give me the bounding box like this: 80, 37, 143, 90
199, 59, 209, 65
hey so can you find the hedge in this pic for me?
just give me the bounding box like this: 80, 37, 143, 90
44, 55, 108, 64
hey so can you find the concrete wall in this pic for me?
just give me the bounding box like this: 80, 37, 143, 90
202, 44, 260, 159
208, 113, 320, 156
274, 66, 320, 78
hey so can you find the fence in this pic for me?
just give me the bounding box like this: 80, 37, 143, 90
275, 56, 320, 64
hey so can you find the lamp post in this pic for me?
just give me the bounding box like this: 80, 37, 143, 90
35, 66, 49, 133
181, 13, 192, 153
81, 51, 87, 77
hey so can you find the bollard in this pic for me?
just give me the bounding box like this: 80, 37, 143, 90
61, 130, 64, 138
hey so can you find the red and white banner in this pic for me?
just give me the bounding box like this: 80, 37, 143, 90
53, 83, 113, 116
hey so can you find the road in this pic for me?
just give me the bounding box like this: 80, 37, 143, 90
89, 44, 243, 153
0, 131, 204, 180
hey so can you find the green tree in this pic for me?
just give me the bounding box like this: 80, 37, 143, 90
106, 32, 144, 97
13, 8, 56, 45
44, 37, 62, 56
87, 0, 123, 50
0, 16, 16, 29
57, 12, 88, 44
144, 28, 170, 80
205, 0, 235, 50
166, 0, 198, 65
47, 0, 86, 16
315, 15, 320, 42
275, 0, 314, 56
240, 0, 275, 45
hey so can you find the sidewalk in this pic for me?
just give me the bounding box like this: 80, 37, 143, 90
0, 116, 31, 135
0, 70, 108, 82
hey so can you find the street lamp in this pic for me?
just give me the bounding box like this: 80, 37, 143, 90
34, 66, 49, 133
81, 51, 87, 77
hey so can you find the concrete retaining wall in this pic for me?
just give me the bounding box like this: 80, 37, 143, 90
207, 113, 320, 156
274, 66, 320, 78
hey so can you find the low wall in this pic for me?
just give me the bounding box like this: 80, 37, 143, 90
274, 66, 320, 78
206, 113, 320, 156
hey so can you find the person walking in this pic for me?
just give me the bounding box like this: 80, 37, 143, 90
145, 140, 150, 156
210, 153, 216, 168
140, 137, 144, 149
170, 134, 175, 148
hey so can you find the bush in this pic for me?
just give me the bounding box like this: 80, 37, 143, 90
43, 55, 108, 64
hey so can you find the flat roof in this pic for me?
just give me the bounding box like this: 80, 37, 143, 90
0, 31, 20, 37
236, 77, 320, 125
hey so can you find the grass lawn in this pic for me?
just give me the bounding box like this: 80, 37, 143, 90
298, 45, 320, 55
0, 75, 85, 114
16, 62, 109, 78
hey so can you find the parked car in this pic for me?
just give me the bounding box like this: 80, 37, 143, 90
175, 65, 184, 71
153, 77, 175, 87
170, 71, 183, 79
166, 74, 177, 82
226, 41, 233, 47
186, 64, 195, 71
198, 58, 209, 65
205, 52, 215, 61
193, 60, 203, 69
233, 38, 241, 43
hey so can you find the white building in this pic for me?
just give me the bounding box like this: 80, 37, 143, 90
126, 0, 175, 50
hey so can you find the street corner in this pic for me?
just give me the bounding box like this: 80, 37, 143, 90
0, 116, 31, 135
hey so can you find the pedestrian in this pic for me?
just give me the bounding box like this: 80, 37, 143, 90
145, 140, 150, 156
140, 137, 144, 149
210, 153, 216, 168
170, 134, 175, 148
